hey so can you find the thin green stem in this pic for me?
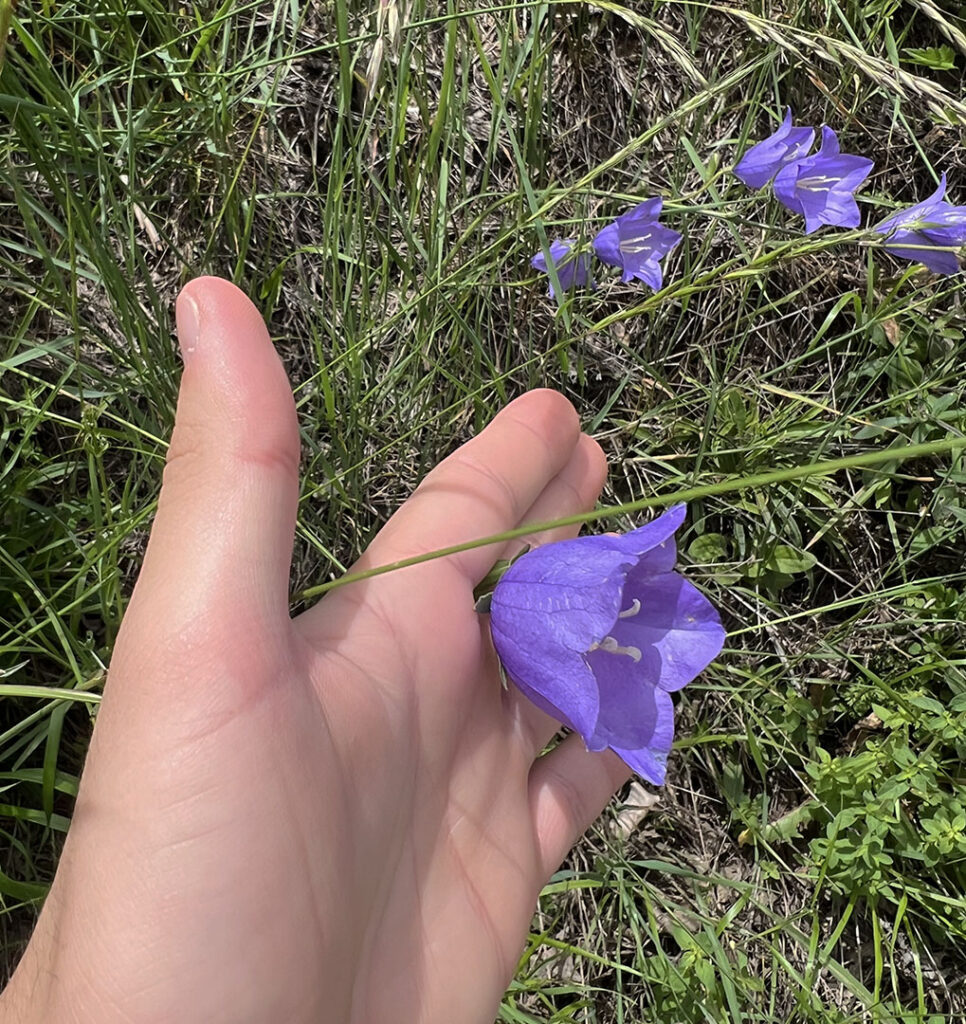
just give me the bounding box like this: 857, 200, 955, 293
297, 436, 964, 600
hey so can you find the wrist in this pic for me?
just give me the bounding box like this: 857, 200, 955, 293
1, 914, 57, 1024
1, 964, 42, 1024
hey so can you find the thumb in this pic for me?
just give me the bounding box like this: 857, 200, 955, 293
129, 277, 299, 633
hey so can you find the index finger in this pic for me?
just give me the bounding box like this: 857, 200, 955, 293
357, 389, 581, 586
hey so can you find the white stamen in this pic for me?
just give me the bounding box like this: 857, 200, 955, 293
797, 175, 836, 191
594, 635, 642, 662
619, 233, 653, 252
618, 599, 641, 620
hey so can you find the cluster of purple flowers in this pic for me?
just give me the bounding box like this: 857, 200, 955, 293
531, 198, 682, 299
734, 112, 873, 233
736, 107, 966, 273
504, 107, 965, 787
531, 107, 966, 297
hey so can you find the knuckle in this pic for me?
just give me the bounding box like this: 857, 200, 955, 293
234, 433, 301, 477
161, 416, 207, 489
161, 412, 300, 491
448, 448, 521, 513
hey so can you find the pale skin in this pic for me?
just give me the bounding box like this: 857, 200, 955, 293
1, 277, 631, 1024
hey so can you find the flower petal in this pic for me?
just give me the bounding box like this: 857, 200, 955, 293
594, 199, 680, 288
806, 191, 860, 234
823, 191, 863, 229
609, 573, 725, 692
607, 690, 676, 785
606, 504, 687, 566
772, 132, 872, 231
928, 207, 966, 241
874, 173, 966, 273
886, 239, 960, 275
876, 174, 949, 238
531, 239, 596, 298
585, 650, 667, 749
531, 239, 574, 273
617, 197, 664, 226
815, 125, 840, 158
618, 221, 682, 287
734, 108, 815, 190
490, 538, 633, 653
916, 248, 960, 274
493, 627, 600, 740
772, 162, 805, 215
621, 258, 664, 290
592, 222, 621, 267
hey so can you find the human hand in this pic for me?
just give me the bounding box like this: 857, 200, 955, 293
2, 278, 630, 1024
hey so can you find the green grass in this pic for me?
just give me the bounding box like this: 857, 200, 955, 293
3, 0, 966, 1018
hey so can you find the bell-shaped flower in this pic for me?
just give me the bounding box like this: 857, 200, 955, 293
773, 126, 874, 233
734, 107, 815, 189
592, 199, 682, 291
531, 239, 595, 299
873, 173, 966, 275
489, 505, 725, 785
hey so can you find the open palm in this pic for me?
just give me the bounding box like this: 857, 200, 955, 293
4, 279, 629, 1024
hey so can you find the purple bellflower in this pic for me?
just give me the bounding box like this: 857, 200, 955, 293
773, 126, 874, 234
873, 173, 966, 275
734, 107, 815, 189
592, 199, 682, 291
531, 239, 595, 299
489, 505, 725, 785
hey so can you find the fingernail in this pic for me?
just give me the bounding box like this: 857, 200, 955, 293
175, 292, 201, 362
